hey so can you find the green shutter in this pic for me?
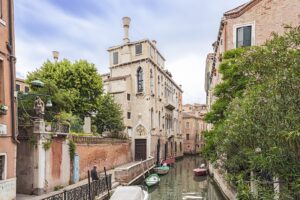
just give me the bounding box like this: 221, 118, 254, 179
243, 26, 252, 47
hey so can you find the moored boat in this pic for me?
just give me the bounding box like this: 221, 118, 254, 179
193, 164, 208, 176
110, 186, 150, 200
145, 173, 160, 187
154, 165, 170, 175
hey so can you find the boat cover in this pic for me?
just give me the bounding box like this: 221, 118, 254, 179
110, 186, 145, 200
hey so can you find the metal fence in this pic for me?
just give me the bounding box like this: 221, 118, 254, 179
42, 174, 112, 200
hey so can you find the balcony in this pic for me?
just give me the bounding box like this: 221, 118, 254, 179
165, 98, 175, 110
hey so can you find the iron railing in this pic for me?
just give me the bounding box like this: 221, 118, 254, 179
42, 174, 111, 200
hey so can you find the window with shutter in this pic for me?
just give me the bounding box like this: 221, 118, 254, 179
236, 26, 252, 48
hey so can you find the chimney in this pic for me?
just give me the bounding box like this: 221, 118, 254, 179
122, 17, 131, 43
52, 51, 59, 62
152, 40, 157, 46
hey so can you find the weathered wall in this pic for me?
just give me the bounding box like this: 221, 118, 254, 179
45, 137, 70, 192
76, 139, 132, 180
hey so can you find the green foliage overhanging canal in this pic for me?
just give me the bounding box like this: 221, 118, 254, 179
203, 26, 300, 199
21, 59, 124, 136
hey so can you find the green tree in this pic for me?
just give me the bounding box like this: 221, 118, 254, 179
21, 59, 125, 135
205, 27, 300, 198
27, 59, 103, 118
93, 94, 125, 136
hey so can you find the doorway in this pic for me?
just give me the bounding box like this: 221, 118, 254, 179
135, 139, 147, 161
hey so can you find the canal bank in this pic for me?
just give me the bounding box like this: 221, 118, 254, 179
135, 156, 226, 200
208, 162, 237, 200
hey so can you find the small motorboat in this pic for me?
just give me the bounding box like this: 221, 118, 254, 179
145, 173, 160, 187
110, 185, 150, 200
193, 163, 208, 176
154, 164, 170, 175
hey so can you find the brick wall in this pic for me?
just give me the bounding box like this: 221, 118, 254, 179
76, 139, 132, 180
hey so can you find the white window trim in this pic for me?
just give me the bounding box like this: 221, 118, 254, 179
233, 21, 256, 48
0, 153, 7, 181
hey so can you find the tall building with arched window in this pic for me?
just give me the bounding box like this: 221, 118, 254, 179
102, 17, 183, 163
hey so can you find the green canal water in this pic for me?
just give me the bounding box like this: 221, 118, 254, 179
147, 156, 226, 200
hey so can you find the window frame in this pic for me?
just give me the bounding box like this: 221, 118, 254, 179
0, 153, 7, 181
127, 93, 131, 101
113, 52, 119, 65
16, 84, 20, 92
127, 112, 131, 119
186, 134, 190, 140
137, 67, 144, 93
233, 22, 255, 48
135, 43, 142, 55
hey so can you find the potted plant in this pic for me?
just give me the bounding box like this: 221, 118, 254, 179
0, 104, 8, 115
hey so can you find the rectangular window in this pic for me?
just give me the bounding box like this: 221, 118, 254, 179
186, 134, 190, 140
127, 93, 130, 101
127, 112, 131, 119
135, 43, 142, 55
16, 84, 20, 91
0, 60, 3, 103
236, 26, 252, 48
0, 155, 5, 180
113, 52, 118, 65
25, 86, 29, 93
127, 127, 132, 138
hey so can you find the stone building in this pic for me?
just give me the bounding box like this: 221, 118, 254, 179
182, 104, 207, 154
0, 0, 17, 199
205, 0, 300, 110
16, 78, 29, 93
102, 17, 183, 163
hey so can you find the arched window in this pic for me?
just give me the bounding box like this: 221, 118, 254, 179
137, 67, 143, 92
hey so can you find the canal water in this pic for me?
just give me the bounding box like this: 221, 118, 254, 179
147, 156, 226, 200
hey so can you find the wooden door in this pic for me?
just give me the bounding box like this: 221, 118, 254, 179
135, 139, 146, 161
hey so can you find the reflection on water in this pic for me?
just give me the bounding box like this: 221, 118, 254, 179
148, 156, 226, 200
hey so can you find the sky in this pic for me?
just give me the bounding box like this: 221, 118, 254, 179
15, 0, 248, 104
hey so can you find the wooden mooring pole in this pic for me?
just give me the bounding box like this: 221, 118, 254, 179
88, 170, 92, 200
104, 167, 110, 198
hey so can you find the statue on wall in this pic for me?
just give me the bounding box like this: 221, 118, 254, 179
34, 96, 45, 120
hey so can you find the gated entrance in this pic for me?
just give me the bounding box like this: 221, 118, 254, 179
135, 139, 146, 161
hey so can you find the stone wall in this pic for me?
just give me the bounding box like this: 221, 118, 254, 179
76, 139, 132, 180
114, 157, 155, 185
45, 137, 70, 192
209, 162, 237, 200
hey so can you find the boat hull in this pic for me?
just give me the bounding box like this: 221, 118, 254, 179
193, 168, 208, 176
154, 166, 170, 175
145, 174, 160, 187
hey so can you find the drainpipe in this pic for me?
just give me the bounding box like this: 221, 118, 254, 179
8, 0, 18, 143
